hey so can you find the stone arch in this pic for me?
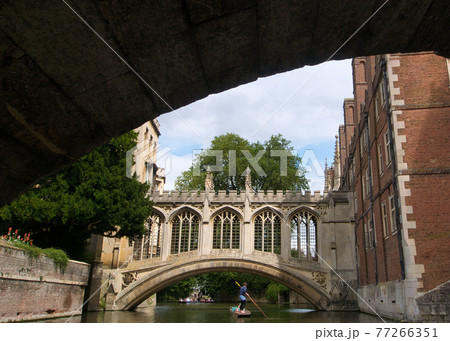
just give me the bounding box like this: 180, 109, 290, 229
150, 206, 168, 222
252, 207, 283, 255
287, 206, 321, 223
132, 209, 166, 261
357, 60, 367, 83
168, 206, 202, 255
210, 205, 244, 221
251, 205, 284, 222
210, 207, 243, 250
167, 205, 203, 223
114, 258, 330, 311
288, 208, 320, 261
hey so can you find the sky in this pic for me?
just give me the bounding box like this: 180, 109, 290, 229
155, 59, 354, 192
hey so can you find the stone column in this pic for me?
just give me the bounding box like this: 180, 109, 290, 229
243, 175, 253, 256
281, 219, 290, 260
161, 221, 171, 261
83, 260, 103, 312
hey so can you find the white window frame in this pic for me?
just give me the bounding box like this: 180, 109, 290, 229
375, 93, 380, 121
379, 80, 386, 108
365, 167, 371, 197
381, 201, 388, 237
362, 173, 366, 199
378, 143, 384, 175
364, 221, 369, 251
360, 135, 364, 158
385, 132, 392, 167
389, 194, 397, 233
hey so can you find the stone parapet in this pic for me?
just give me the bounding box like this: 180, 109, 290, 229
150, 190, 327, 205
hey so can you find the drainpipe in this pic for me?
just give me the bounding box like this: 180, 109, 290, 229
364, 110, 378, 284
380, 56, 406, 280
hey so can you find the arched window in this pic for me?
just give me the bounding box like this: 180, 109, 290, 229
213, 210, 241, 250
171, 210, 200, 254
254, 210, 281, 254
133, 212, 163, 261
290, 210, 318, 260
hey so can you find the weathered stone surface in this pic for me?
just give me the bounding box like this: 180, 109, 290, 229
0, 0, 449, 206
417, 280, 450, 322
0, 243, 90, 322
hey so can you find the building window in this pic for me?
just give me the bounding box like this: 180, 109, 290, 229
375, 93, 380, 121
368, 218, 376, 248
364, 221, 369, 251
360, 135, 364, 158
381, 201, 388, 237
171, 210, 200, 254
379, 80, 386, 108
351, 158, 356, 186
385, 132, 392, 166
290, 210, 318, 260
362, 173, 366, 199
213, 211, 240, 250
354, 192, 358, 215
389, 195, 397, 233
254, 210, 281, 255
378, 144, 384, 175
133, 213, 163, 260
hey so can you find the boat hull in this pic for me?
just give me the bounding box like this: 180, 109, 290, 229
230, 306, 251, 317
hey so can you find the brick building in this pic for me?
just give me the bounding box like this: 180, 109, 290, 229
337, 52, 450, 321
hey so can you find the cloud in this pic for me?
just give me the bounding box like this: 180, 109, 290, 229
157, 59, 353, 191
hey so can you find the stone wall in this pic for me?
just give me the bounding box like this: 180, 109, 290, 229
416, 280, 450, 322
0, 243, 90, 322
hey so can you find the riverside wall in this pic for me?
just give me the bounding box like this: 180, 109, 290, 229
0, 243, 90, 322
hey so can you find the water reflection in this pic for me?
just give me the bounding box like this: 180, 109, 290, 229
43, 303, 392, 323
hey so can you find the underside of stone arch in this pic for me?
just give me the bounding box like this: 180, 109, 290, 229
1, 1, 449, 206
114, 258, 331, 311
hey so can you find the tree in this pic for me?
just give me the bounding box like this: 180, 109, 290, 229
175, 133, 308, 191
0, 131, 152, 260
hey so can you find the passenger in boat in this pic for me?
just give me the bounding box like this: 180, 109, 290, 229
238, 283, 248, 311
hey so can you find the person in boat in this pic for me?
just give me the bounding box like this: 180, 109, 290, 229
238, 283, 248, 311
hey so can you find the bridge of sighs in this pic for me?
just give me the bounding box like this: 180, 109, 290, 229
107, 179, 358, 311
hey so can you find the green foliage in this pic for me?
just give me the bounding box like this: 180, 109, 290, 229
265, 282, 289, 303
158, 277, 198, 301
175, 133, 308, 192
0, 131, 151, 260
158, 272, 273, 301
1, 240, 69, 270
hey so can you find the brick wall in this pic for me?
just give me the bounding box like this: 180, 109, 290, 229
0, 243, 90, 322
341, 52, 450, 320
391, 53, 450, 293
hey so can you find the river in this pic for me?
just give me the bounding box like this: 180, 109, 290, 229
46, 302, 392, 323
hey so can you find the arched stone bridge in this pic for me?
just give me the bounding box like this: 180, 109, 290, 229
111, 188, 358, 311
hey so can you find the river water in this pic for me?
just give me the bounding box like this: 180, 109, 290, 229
48, 302, 391, 323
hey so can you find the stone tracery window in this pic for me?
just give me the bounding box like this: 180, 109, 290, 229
212, 210, 241, 250
254, 210, 281, 254
133, 212, 163, 260
171, 210, 200, 254
290, 210, 318, 260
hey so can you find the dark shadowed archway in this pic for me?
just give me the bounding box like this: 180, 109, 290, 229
1, 0, 449, 205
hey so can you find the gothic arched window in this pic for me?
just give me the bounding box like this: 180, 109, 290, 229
212, 210, 241, 250
254, 210, 281, 254
290, 210, 318, 260
171, 210, 200, 254
133, 212, 163, 261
